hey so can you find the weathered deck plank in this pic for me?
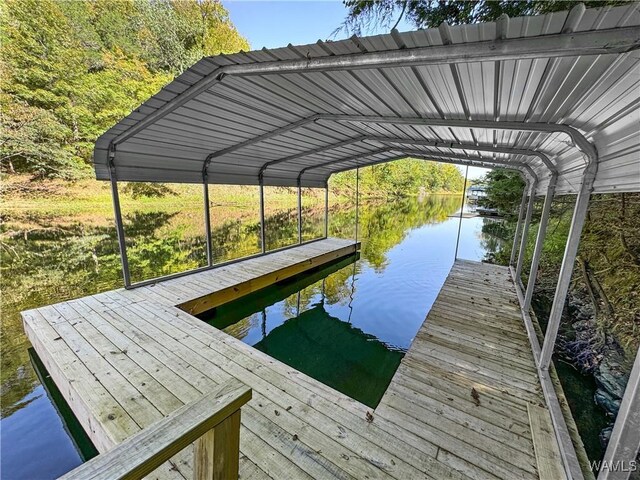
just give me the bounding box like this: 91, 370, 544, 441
378, 260, 564, 480
23, 247, 565, 480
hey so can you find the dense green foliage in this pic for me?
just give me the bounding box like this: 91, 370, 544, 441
331, 158, 465, 197
0, 0, 248, 179
480, 169, 640, 362
478, 168, 525, 217
340, 0, 631, 34
518, 194, 640, 359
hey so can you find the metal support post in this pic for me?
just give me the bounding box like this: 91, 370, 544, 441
354, 166, 360, 245
259, 178, 266, 253
203, 176, 213, 266
539, 164, 597, 370
454, 165, 469, 260
516, 179, 537, 279
324, 184, 329, 238
297, 181, 302, 244
524, 175, 557, 310
510, 179, 529, 266
108, 153, 131, 288
598, 346, 640, 480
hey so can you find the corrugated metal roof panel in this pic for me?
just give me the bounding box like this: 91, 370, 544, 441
95, 4, 640, 195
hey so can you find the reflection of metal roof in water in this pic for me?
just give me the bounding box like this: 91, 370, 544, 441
95, 4, 640, 195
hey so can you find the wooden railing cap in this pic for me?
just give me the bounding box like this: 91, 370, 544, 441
60, 379, 252, 480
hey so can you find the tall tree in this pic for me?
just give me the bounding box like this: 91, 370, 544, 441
340, 0, 631, 34
1, 0, 249, 179
478, 168, 525, 216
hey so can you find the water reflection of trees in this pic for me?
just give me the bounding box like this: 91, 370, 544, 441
253, 304, 404, 408
479, 218, 509, 264
332, 195, 461, 269
0, 194, 461, 417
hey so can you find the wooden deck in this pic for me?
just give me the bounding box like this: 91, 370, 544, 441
378, 260, 566, 480
23, 244, 566, 480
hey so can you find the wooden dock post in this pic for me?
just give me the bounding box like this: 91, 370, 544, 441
194, 410, 242, 480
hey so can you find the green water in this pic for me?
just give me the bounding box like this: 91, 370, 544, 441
198, 200, 503, 409
532, 296, 610, 463
2, 193, 483, 478
201, 256, 406, 408
0, 191, 605, 478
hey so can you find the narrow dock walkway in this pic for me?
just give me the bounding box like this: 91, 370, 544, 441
378, 260, 566, 480
23, 251, 565, 479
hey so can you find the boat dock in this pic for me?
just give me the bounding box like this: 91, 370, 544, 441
378, 260, 565, 480
23, 240, 566, 479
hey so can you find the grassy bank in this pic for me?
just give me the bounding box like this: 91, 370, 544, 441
1, 174, 463, 231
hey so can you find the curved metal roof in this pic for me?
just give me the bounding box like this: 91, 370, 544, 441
94, 3, 640, 195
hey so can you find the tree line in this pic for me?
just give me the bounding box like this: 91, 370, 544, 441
1, 0, 249, 179
331, 158, 465, 196
481, 168, 639, 362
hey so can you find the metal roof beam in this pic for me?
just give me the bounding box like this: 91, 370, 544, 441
407, 153, 537, 181
297, 148, 398, 181
109, 26, 638, 150
297, 147, 536, 183
206, 115, 572, 175
370, 137, 556, 172
205, 115, 322, 171
258, 135, 367, 180
221, 26, 638, 75
328, 151, 537, 180
259, 135, 554, 178
333, 154, 532, 184
283, 137, 548, 183
319, 115, 596, 160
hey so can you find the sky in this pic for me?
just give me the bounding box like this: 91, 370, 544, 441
223, 1, 489, 180
224, 0, 414, 49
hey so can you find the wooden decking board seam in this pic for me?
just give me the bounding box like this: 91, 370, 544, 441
417, 318, 532, 348
394, 360, 534, 410
121, 302, 454, 480
94, 268, 384, 478
385, 380, 534, 443
379, 388, 536, 463
24, 314, 186, 480
23, 244, 564, 480
394, 358, 540, 410
414, 328, 536, 364
426, 307, 531, 339
68, 300, 205, 403
432, 292, 522, 316
375, 403, 537, 480
23, 311, 137, 449
110, 302, 432, 478
32, 240, 359, 478
428, 291, 523, 317
378, 391, 537, 473
94, 302, 363, 479
403, 347, 542, 394
391, 365, 532, 421
419, 325, 534, 360
420, 319, 532, 351
376, 260, 563, 480
527, 404, 567, 480
412, 333, 540, 375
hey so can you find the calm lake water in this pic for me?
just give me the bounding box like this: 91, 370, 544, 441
0, 193, 537, 478
200, 198, 498, 408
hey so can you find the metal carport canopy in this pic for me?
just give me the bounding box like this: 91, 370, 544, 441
94, 3, 640, 195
